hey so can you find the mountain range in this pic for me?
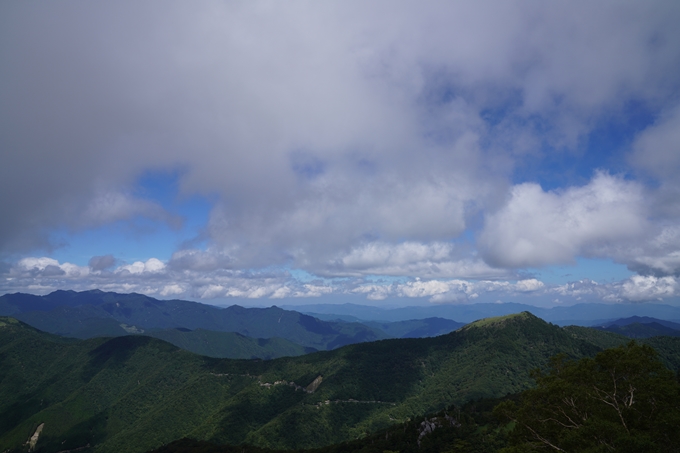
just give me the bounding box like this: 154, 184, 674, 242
0, 290, 394, 357
285, 301, 680, 325
2, 312, 680, 452
592, 315, 680, 338
0, 291, 467, 359
4, 290, 680, 360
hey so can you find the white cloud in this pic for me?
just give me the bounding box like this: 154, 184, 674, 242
480, 173, 647, 268
2, 1, 679, 265
341, 241, 453, 270
2, 1, 680, 303
631, 104, 680, 179
3, 256, 679, 306
326, 241, 508, 278
547, 276, 680, 303
17, 257, 61, 272
549, 279, 616, 303
294, 284, 334, 298
514, 279, 544, 292
14, 257, 89, 279
398, 279, 453, 298
377, 277, 546, 303
270, 287, 292, 299
79, 191, 181, 230
199, 284, 226, 299
583, 224, 680, 279
319, 241, 513, 279
620, 226, 680, 277
620, 275, 678, 301
88, 254, 117, 271
117, 258, 166, 275
160, 284, 185, 297
169, 249, 235, 271
352, 284, 392, 301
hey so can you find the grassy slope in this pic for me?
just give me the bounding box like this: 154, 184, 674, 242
2, 313, 677, 453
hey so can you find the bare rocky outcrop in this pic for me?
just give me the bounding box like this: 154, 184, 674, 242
305, 375, 323, 393
211, 372, 325, 394
25, 423, 44, 452
417, 414, 460, 446
120, 323, 144, 334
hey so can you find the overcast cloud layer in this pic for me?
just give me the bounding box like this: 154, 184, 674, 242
2, 1, 680, 306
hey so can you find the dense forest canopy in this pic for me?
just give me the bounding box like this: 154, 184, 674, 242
496, 342, 680, 452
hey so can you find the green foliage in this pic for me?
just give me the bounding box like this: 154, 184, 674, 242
2, 314, 680, 453
640, 336, 680, 371
496, 342, 680, 452
596, 322, 680, 339
145, 329, 313, 359
364, 317, 465, 338
150, 396, 512, 453
562, 325, 630, 350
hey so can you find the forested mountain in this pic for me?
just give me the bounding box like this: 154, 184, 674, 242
591, 316, 680, 338
151, 339, 680, 453
3, 312, 679, 453
145, 328, 316, 359
362, 317, 465, 338
0, 290, 390, 353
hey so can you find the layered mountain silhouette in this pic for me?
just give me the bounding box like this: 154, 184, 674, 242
0, 291, 470, 359
0, 290, 393, 356
290, 301, 680, 325
2, 312, 679, 452
592, 315, 680, 338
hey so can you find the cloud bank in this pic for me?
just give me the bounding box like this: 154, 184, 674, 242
4, 256, 679, 306
2, 1, 680, 304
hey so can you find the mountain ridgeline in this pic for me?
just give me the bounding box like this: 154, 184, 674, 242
592, 316, 680, 338
0, 291, 472, 359
3, 312, 679, 453
4, 290, 680, 361
0, 290, 396, 356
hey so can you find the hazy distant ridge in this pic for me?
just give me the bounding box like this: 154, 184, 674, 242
287, 301, 680, 325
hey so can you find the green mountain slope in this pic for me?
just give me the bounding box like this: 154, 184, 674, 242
363, 317, 465, 338
151, 395, 512, 453
563, 325, 680, 370
145, 328, 315, 359
2, 312, 676, 453
10, 307, 131, 338
562, 324, 631, 349
7, 310, 315, 359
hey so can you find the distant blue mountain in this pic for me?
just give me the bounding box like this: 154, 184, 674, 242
286, 302, 680, 325
364, 317, 465, 338
590, 316, 680, 339
593, 315, 680, 331
0, 290, 389, 351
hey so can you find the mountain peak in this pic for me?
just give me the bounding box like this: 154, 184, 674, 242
0, 316, 21, 327
462, 311, 539, 330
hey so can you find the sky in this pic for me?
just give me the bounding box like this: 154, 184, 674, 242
2, 0, 680, 308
